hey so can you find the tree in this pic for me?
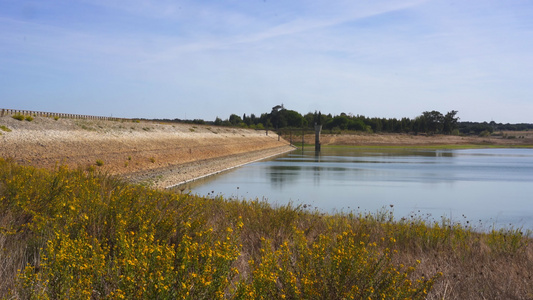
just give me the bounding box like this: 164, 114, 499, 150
229, 114, 242, 126
348, 118, 366, 131
413, 115, 427, 134
400, 117, 412, 133
368, 118, 382, 133
443, 110, 459, 134
422, 111, 444, 134
259, 113, 271, 128
242, 113, 253, 126
281, 110, 305, 128
304, 112, 315, 128
325, 115, 350, 130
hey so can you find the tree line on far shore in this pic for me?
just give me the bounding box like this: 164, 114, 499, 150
155, 105, 533, 136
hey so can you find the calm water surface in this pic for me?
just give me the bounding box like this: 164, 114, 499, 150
184, 148, 533, 230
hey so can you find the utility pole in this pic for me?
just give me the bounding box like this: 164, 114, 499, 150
314, 123, 322, 152
302, 128, 305, 151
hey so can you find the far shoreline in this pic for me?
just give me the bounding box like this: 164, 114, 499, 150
295, 143, 533, 149
283, 131, 533, 149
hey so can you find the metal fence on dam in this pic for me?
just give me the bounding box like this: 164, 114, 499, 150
1, 108, 127, 121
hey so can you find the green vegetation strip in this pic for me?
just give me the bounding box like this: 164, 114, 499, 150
1, 158, 531, 299
295, 143, 533, 150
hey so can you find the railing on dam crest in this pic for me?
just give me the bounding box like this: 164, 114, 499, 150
1, 108, 126, 121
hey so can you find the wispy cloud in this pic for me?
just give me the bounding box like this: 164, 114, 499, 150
1, 0, 532, 122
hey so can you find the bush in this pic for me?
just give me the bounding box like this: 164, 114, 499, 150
1, 160, 532, 299
479, 130, 492, 137
25, 115, 34, 122
12, 114, 24, 121
0, 125, 11, 132
95, 159, 104, 166
0, 160, 441, 299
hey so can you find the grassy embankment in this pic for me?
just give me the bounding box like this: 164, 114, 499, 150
1, 158, 532, 299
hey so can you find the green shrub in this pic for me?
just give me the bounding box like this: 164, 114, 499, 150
95, 159, 104, 166
479, 130, 491, 137
0, 125, 11, 132
5, 159, 531, 299
12, 114, 24, 121
25, 116, 34, 122
0, 159, 443, 299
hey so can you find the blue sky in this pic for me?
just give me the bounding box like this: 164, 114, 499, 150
1, 0, 533, 123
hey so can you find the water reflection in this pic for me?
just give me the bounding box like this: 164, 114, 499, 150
268, 165, 300, 188
184, 148, 533, 230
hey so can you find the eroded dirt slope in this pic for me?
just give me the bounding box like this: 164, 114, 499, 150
0, 116, 293, 187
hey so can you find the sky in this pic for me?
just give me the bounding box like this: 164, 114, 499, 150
1, 0, 533, 123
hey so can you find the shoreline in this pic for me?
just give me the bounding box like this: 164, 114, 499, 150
287, 131, 533, 147
297, 143, 533, 149
124, 145, 296, 189
2, 115, 532, 190
165, 145, 296, 189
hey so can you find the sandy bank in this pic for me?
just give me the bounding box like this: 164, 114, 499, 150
0, 116, 294, 188
290, 131, 533, 147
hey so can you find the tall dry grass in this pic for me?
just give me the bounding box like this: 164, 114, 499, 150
0, 158, 531, 299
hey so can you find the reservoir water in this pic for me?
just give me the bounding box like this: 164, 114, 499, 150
184, 148, 533, 230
